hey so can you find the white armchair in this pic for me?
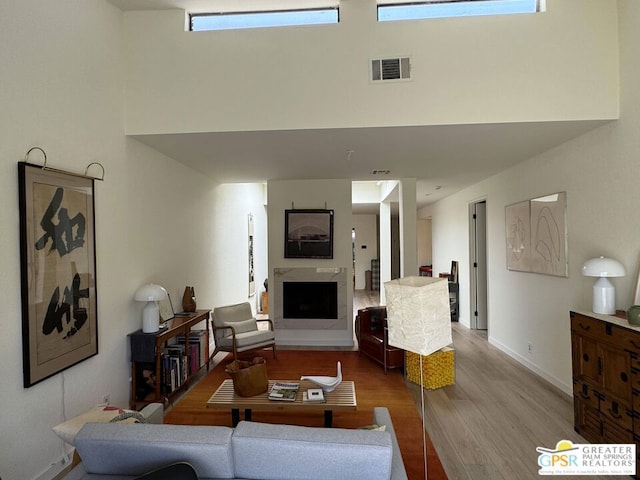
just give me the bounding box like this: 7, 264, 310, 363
212, 302, 276, 359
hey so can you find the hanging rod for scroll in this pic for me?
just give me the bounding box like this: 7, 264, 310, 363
24, 146, 105, 181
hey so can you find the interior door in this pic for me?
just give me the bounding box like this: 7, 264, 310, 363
470, 201, 488, 330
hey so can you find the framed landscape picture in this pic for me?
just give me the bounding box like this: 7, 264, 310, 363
18, 162, 98, 387
284, 209, 334, 259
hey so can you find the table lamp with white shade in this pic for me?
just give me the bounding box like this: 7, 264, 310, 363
384, 275, 452, 480
135, 284, 168, 333
581, 256, 626, 315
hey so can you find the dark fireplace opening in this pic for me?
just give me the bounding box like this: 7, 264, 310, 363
283, 281, 338, 319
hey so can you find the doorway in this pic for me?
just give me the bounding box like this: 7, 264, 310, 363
470, 200, 488, 330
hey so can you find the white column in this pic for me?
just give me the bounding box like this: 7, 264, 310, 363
379, 200, 391, 305
399, 178, 417, 278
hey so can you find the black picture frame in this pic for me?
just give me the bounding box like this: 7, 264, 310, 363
18, 162, 98, 387
284, 209, 334, 259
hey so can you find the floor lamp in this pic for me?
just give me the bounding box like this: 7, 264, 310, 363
385, 276, 452, 480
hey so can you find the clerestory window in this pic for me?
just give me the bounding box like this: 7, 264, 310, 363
377, 0, 543, 22
190, 7, 339, 32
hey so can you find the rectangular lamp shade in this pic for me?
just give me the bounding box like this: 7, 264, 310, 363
384, 276, 452, 357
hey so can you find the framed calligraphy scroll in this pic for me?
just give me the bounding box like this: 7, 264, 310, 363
18, 162, 98, 387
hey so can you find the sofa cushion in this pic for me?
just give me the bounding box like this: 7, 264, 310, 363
213, 302, 253, 325
232, 421, 393, 480
75, 423, 235, 479
218, 329, 275, 348
222, 318, 257, 334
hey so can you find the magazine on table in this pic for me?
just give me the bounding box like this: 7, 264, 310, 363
268, 382, 300, 401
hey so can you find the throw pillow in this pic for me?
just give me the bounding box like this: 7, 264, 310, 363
109, 411, 148, 424
358, 424, 387, 431
52, 405, 139, 445
223, 318, 257, 335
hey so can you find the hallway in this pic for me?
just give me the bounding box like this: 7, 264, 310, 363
353, 290, 609, 479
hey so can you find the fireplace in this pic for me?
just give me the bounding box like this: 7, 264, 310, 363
273, 267, 348, 333
283, 281, 338, 319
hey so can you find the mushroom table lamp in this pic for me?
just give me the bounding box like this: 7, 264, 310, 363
581, 256, 626, 315
135, 284, 168, 333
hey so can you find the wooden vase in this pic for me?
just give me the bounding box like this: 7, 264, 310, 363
182, 286, 196, 312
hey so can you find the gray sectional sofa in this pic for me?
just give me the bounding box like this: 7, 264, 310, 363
64, 407, 408, 480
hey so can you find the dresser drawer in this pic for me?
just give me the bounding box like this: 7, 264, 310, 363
632, 389, 640, 414
631, 355, 640, 393
600, 394, 633, 431
634, 406, 640, 436
574, 397, 602, 443
571, 313, 606, 339
572, 312, 640, 353
631, 354, 640, 372
573, 379, 600, 410
610, 327, 640, 355
602, 416, 635, 444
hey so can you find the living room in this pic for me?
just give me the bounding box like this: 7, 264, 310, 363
2, 1, 639, 479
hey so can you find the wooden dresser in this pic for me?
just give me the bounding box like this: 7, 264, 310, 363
570, 310, 640, 447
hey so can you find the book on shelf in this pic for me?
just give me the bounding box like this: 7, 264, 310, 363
176, 329, 207, 371
302, 388, 325, 403
161, 346, 188, 393
268, 382, 300, 402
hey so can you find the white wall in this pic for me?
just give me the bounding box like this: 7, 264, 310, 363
417, 218, 432, 267
0, 4, 127, 479
353, 214, 378, 290
122, 0, 618, 136
210, 183, 268, 313
267, 179, 353, 346
426, 0, 639, 395
0, 3, 265, 479
352, 181, 384, 204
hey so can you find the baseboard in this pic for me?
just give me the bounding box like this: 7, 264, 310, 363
33, 449, 75, 480
488, 335, 572, 397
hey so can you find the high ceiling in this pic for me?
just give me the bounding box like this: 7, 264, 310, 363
132, 120, 607, 210
109, 0, 609, 211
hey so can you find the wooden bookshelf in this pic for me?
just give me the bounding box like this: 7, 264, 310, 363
129, 309, 210, 409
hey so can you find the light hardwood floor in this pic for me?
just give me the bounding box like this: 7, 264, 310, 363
353, 290, 622, 480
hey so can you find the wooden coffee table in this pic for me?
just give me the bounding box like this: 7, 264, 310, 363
206, 379, 356, 427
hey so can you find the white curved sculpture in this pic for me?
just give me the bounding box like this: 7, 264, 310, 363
300, 361, 342, 393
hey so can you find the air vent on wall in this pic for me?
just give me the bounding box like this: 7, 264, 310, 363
371, 57, 411, 82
